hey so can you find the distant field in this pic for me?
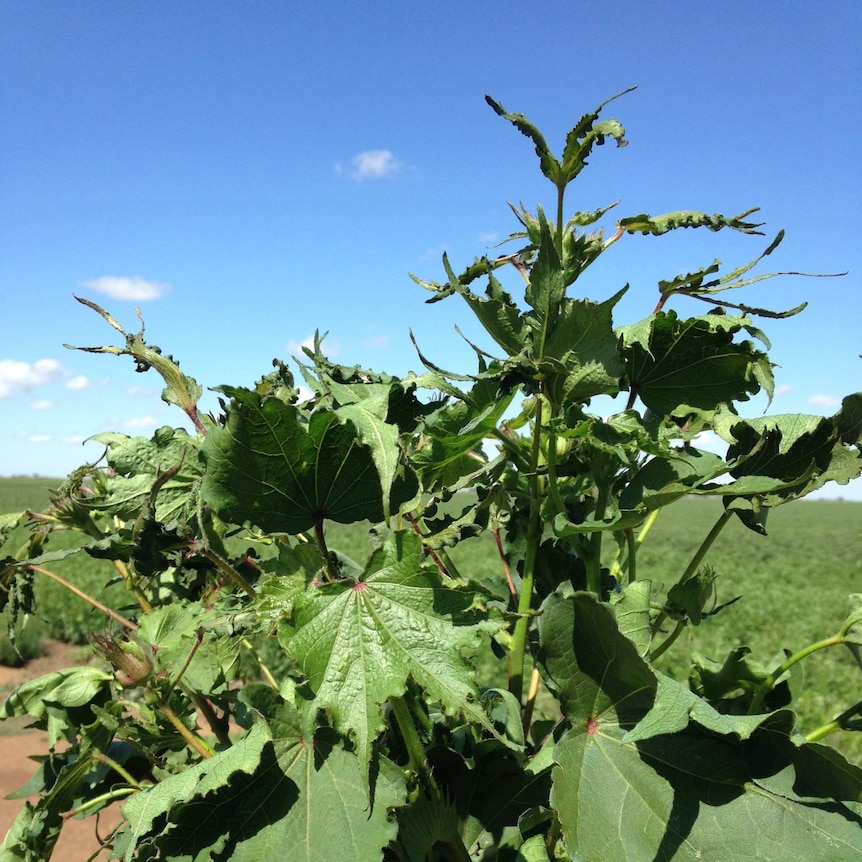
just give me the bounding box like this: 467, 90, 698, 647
2, 476, 860, 759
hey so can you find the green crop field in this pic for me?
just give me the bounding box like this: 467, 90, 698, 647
2, 476, 860, 759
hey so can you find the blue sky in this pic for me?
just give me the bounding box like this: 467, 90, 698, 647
2, 2, 860, 500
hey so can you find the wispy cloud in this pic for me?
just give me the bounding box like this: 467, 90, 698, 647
287, 335, 340, 359
0, 358, 64, 398
31, 400, 53, 410
362, 335, 390, 348
808, 394, 841, 409
124, 415, 159, 429
773, 384, 793, 397
66, 375, 96, 391
336, 149, 403, 182
81, 275, 170, 301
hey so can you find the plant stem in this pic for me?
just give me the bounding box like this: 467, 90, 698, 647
112, 559, 154, 615
241, 638, 279, 689
62, 786, 139, 819
314, 519, 340, 582
27, 564, 138, 631
805, 699, 862, 743
585, 482, 610, 595
650, 620, 685, 661
195, 547, 257, 598
389, 695, 427, 778
680, 509, 732, 583
748, 633, 843, 714
508, 400, 544, 702
522, 664, 541, 738
92, 752, 145, 789
159, 700, 216, 759
492, 527, 517, 598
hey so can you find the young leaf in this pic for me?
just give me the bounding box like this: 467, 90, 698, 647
201, 387, 398, 533
278, 531, 502, 782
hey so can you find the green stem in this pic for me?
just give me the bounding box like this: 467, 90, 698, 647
314, 519, 340, 582
650, 620, 685, 661
585, 483, 610, 595
624, 527, 637, 584
749, 633, 843, 714
27, 564, 138, 631
196, 547, 257, 598
637, 508, 661, 548
63, 786, 139, 819
509, 399, 544, 702
92, 752, 144, 789
159, 700, 216, 759
680, 509, 732, 583
241, 638, 279, 689
389, 695, 428, 778
805, 699, 862, 743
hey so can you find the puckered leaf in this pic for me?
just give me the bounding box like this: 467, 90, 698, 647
86, 426, 203, 523
539, 592, 862, 861
620, 311, 772, 418
118, 695, 406, 862
201, 387, 401, 533
278, 531, 502, 780
541, 287, 627, 408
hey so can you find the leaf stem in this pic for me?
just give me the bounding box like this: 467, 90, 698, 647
748, 633, 843, 714
680, 509, 733, 583
314, 519, 340, 582
509, 399, 544, 702
805, 699, 862, 743
650, 620, 685, 661
159, 700, 216, 759
27, 564, 138, 631
585, 482, 610, 595
389, 695, 428, 778
195, 547, 257, 598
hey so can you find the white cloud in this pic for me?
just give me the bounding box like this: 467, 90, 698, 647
27, 434, 52, 444
340, 149, 402, 182
0, 358, 64, 398
363, 334, 390, 348
808, 394, 841, 409
124, 415, 159, 428
773, 384, 793, 397
66, 375, 95, 391
31, 400, 53, 410
80, 275, 170, 301
287, 335, 340, 359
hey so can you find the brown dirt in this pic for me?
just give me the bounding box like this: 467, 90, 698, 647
1, 641, 122, 861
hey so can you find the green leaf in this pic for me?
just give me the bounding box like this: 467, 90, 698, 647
541, 287, 627, 407
560, 87, 633, 182
278, 531, 501, 782
620, 445, 729, 511
524, 208, 565, 358
411, 379, 513, 492
619, 208, 765, 236
540, 594, 862, 860
201, 388, 395, 533
119, 705, 406, 862
0, 666, 114, 746
717, 405, 862, 505
86, 426, 203, 523
620, 311, 772, 417
485, 95, 561, 185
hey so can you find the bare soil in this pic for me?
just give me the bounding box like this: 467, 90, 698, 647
1, 641, 122, 861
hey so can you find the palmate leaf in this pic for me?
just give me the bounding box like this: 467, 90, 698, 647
715, 396, 862, 508
620, 310, 773, 418
541, 287, 628, 408
118, 694, 405, 862
85, 426, 203, 523
201, 386, 409, 533
538, 591, 862, 861
278, 531, 502, 780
